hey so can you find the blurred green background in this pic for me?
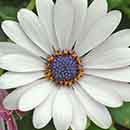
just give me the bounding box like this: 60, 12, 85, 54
0, 0, 130, 130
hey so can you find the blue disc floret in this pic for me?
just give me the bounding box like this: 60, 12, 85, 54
45, 49, 84, 86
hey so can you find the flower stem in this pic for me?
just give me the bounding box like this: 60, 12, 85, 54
26, 0, 36, 10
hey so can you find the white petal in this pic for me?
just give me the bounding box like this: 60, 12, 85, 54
108, 82, 130, 102
17, 9, 51, 54
0, 71, 43, 89
87, 67, 130, 82
84, 48, 130, 69
0, 53, 44, 72
33, 88, 58, 129
68, 0, 88, 48
3, 85, 30, 110
0, 42, 26, 57
87, 67, 130, 101
79, 0, 108, 43
70, 91, 87, 130
80, 75, 123, 107
36, 0, 59, 49
76, 11, 121, 56
53, 88, 72, 130
2, 21, 46, 57
102, 29, 130, 49
86, 29, 130, 60
54, 0, 74, 49
18, 80, 55, 111
86, 0, 108, 30
74, 86, 112, 129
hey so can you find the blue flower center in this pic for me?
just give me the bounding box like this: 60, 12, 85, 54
50, 55, 78, 81
46, 50, 84, 86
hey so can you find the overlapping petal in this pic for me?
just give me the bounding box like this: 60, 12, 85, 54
79, 75, 123, 107
54, 0, 74, 49
17, 9, 52, 54
0, 53, 44, 72
0, 71, 44, 89
53, 88, 72, 130
74, 86, 112, 129
76, 11, 121, 56
18, 80, 56, 111
84, 48, 130, 69
2, 21, 46, 57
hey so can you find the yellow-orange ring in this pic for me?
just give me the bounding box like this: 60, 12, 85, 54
45, 49, 84, 86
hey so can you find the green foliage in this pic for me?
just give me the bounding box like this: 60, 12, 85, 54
87, 123, 103, 130
110, 103, 130, 128
107, 0, 130, 19
87, 122, 117, 130
0, 69, 4, 76
107, 0, 123, 9
0, 6, 18, 21
0, 0, 30, 21
16, 111, 56, 130
17, 112, 37, 130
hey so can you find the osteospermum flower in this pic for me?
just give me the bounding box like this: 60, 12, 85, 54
1, 0, 130, 129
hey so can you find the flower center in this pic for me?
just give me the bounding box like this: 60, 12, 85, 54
45, 50, 84, 86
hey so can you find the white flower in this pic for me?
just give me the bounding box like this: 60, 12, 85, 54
0, 0, 130, 129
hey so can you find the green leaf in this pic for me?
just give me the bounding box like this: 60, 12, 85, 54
0, 0, 29, 8
110, 102, 130, 128
26, 0, 36, 10
107, 0, 124, 9
0, 69, 4, 76
0, 28, 8, 41
17, 111, 56, 130
87, 123, 117, 130
87, 123, 103, 130
0, 6, 18, 21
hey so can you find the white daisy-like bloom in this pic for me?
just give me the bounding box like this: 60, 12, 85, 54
1, 0, 130, 129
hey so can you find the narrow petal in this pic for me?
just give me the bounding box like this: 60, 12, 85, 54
76, 11, 121, 56
74, 86, 112, 129
86, 29, 130, 60
18, 80, 55, 111
101, 29, 130, 49
0, 71, 43, 89
79, 0, 108, 43
86, 0, 107, 30
68, 0, 88, 48
70, 91, 87, 130
53, 88, 72, 130
6, 116, 18, 130
3, 86, 30, 110
0, 118, 5, 130
0, 54, 44, 72
84, 48, 130, 69
87, 67, 130, 82
36, 0, 59, 48
33, 88, 58, 129
2, 21, 46, 57
54, 0, 74, 49
108, 82, 130, 102
79, 75, 123, 107
0, 42, 26, 57
80, 76, 130, 102
17, 9, 51, 54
